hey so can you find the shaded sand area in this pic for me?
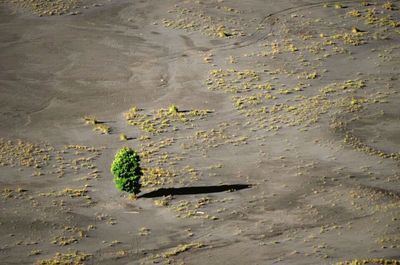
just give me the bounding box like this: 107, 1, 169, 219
1, 0, 400, 264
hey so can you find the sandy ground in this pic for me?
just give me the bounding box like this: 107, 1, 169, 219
0, 0, 400, 264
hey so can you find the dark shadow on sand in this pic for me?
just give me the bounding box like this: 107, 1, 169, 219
138, 184, 252, 198
178, 110, 213, 114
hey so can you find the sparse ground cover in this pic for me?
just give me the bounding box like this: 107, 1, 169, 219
1, 0, 80, 16
0, 0, 399, 264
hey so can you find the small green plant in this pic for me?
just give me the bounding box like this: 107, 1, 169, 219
119, 133, 128, 141
111, 147, 142, 194
168, 104, 179, 115
83, 116, 98, 125
335, 3, 344, 9
383, 1, 395, 10
94, 124, 110, 134
347, 10, 361, 17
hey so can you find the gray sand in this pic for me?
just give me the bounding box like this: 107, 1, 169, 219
0, 0, 399, 264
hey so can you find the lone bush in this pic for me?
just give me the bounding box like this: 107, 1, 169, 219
111, 147, 143, 194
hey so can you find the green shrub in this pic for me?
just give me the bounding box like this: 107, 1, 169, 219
111, 147, 142, 194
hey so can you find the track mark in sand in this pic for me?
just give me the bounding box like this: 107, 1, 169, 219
180, 35, 210, 52
24, 97, 56, 126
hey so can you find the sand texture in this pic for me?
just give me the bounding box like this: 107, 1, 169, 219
0, 0, 400, 264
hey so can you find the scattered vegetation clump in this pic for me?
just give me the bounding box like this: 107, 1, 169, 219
119, 133, 128, 141
331, 31, 367, 46
297, 71, 319, 80
320, 84, 337, 95
206, 68, 261, 93
0, 139, 52, 168
257, 83, 273, 91
138, 227, 151, 236
286, 43, 298, 52
364, 8, 378, 25
148, 242, 205, 263
154, 195, 173, 207
93, 124, 110, 134
216, 26, 233, 38
233, 94, 263, 110
342, 79, 365, 89
51, 226, 87, 246
203, 18, 386, 133
111, 147, 143, 194
0, 139, 101, 181
30, 250, 42, 256
168, 104, 179, 115
162, 242, 204, 258
64, 145, 100, 153
52, 236, 78, 246
61, 187, 88, 198
2, 187, 27, 199
141, 167, 176, 187
5, 0, 79, 16
382, 1, 395, 11
347, 10, 361, 17
363, 8, 400, 27
336, 258, 400, 265
133, 134, 203, 191
124, 105, 212, 134
138, 137, 176, 162
83, 116, 98, 125
321, 80, 366, 95
83, 116, 110, 134
169, 197, 218, 219
159, 3, 245, 38
334, 3, 344, 9
124, 106, 140, 120
35, 251, 91, 265
203, 53, 213, 63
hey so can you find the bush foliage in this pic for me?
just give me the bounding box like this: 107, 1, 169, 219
111, 147, 142, 194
